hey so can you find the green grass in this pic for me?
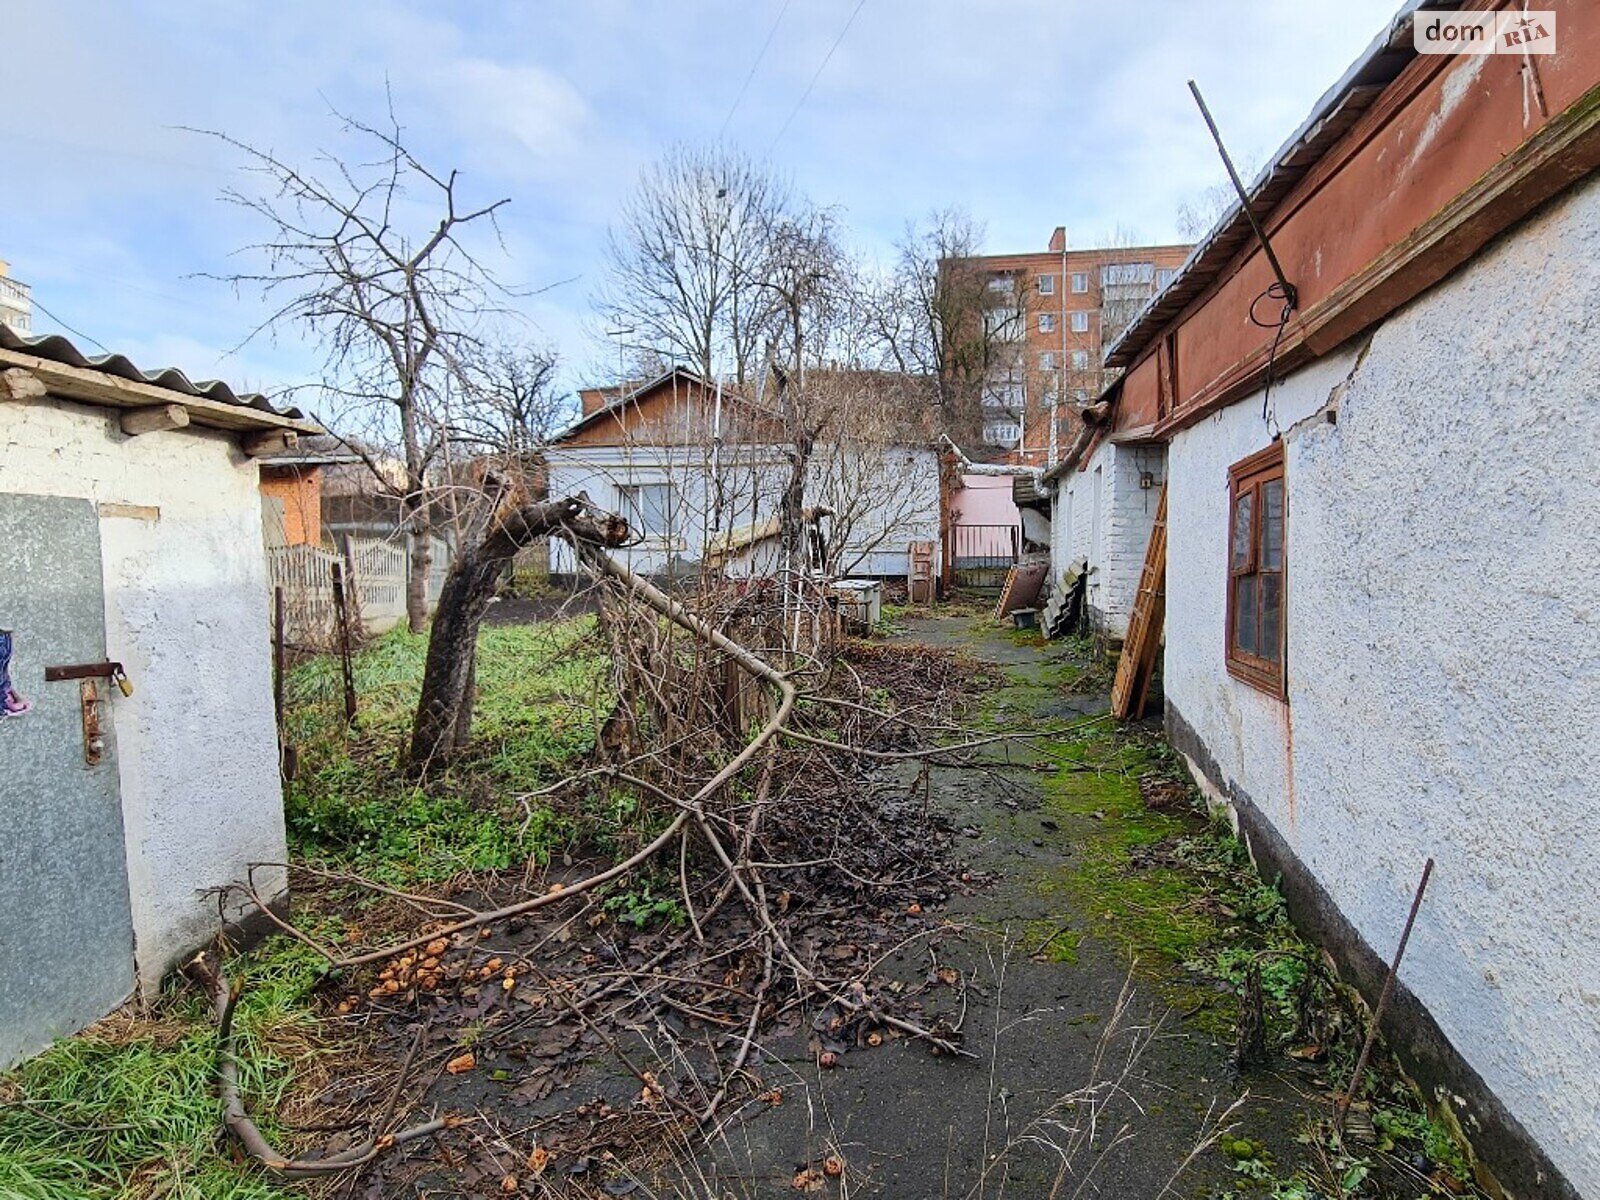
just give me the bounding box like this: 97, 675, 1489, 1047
284, 618, 609, 884
0, 619, 611, 1199
0, 940, 328, 1200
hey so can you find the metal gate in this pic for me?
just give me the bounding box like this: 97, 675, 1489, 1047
0, 494, 137, 1066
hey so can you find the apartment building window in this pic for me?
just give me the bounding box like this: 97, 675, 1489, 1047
986, 275, 1016, 295
1226, 443, 1286, 696
984, 308, 1022, 341
1070, 310, 1090, 333
1071, 350, 1090, 370
1157, 267, 1179, 288
1038, 313, 1056, 333
619, 482, 673, 538
1102, 262, 1155, 285
983, 422, 1021, 446
1037, 274, 1055, 295
1039, 351, 1056, 371
1071, 272, 1089, 293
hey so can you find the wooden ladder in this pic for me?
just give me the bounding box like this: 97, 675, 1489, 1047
1111, 483, 1168, 720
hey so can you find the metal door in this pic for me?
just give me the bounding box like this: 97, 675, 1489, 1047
0, 494, 136, 1066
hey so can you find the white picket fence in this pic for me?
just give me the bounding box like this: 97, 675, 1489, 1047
268, 535, 451, 648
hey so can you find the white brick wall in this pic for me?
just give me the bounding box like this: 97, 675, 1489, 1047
1050, 440, 1164, 636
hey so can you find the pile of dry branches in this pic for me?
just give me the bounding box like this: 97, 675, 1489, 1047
211, 552, 1030, 1189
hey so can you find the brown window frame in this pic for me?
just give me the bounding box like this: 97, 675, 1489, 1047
1226, 442, 1287, 697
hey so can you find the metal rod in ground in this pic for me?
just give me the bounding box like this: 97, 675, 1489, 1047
272, 585, 286, 734
272, 584, 298, 778
331, 562, 358, 726
1337, 857, 1435, 1130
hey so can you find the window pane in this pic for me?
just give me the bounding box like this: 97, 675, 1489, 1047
1233, 575, 1258, 656
622, 484, 671, 535
1260, 572, 1282, 662
1261, 478, 1284, 570
1231, 490, 1254, 571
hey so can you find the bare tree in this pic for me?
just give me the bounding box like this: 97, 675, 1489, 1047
453, 342, 567, 456
1175, 154, 1261, 241
202, 107, 510, 632
596, 144, 795, 385
865, 208, 1017, 450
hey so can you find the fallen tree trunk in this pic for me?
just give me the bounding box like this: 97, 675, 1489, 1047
407, 495, 628, 771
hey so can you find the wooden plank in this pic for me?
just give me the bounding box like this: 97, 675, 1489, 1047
243, 429, 300, 458
119, 403, 190, 436
0, 347, 322, 434
98, 502, 160, 521
992, 565, 1019, 621
1111, 484, 1168, 720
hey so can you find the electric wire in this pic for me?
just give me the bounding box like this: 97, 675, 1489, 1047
19, 297, 112, 355
1249, 282, 1295, 440
718, 0, 794, 142
767, 0, 868, 154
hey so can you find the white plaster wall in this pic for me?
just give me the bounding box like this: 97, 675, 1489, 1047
0, 398, 287, 990
1050, 440, 1165, 635
545, 444, 941, 579
1164, 177, 1600, 1192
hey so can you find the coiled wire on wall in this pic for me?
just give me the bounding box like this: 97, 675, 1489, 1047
1250, 281, 1296, 441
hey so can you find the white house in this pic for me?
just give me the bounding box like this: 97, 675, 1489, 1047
1101, 5, 1598, 1196
0, 326, 319, 1066
543, 369, 943, 583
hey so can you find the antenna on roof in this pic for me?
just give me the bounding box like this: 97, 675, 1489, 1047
1187, 80, 1297, 311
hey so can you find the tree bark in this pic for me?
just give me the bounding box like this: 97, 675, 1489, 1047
406, 526, 433, 634
407, 497, 627, 771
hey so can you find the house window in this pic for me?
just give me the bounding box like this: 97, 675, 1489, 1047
1071, 350, 1090, 370
1071, 272, 1089, 293
1226, 443, 1286, 695
1070, 310, 1090, 333
1039, 351, 1056, 371
1038, 313, 1056, 333
1037, 274, 1056, 295
619, 482, 673, 538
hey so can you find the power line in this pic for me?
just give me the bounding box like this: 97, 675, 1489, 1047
25, 297, 111, 355
718, 0, 794, 142
767, 0, 868, 154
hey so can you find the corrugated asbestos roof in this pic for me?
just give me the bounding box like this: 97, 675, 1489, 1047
1103, 0, 1438, 371
0, 323, 307, 421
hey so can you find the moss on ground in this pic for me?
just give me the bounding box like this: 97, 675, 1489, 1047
972, 643, 1484, 1198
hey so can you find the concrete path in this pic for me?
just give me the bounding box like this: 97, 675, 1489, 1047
686, 612, 1325, 1198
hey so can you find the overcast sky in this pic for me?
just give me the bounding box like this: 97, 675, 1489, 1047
4, 0, 1400, 403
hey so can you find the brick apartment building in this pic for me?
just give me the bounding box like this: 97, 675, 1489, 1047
953, 228, 1190, 464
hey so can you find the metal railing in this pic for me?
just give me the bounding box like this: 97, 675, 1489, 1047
950, 523, 1020, 571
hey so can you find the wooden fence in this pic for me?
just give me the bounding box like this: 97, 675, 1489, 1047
267, 534, 451, 649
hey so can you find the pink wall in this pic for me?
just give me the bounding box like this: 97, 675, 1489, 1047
951, 473, 1021, 527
